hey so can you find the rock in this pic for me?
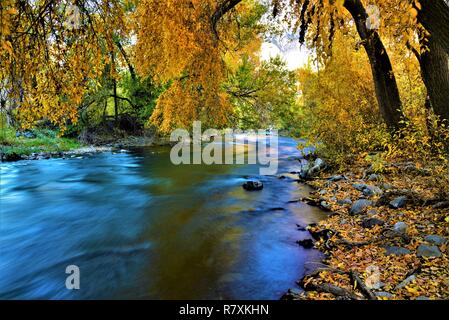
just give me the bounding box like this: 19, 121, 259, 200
375, 292, 394, 298
338, 198, 353, 206
242, 180, 263, 191
416, 296, 430, 301
432, 201, 449, 209
393, 222, 408, 235
281, 288, 303, 300
396, 275, 416, 289
300, 158, 327, 180
269, 207, 285, 212
368, 174, 380, 181
417, 245, 442, 258
319, 189, 327, 195
389, 196, 408, 209
381, 183, 393, 190
329, 175, 345, 182
297, 239, 314, 249
362, 218, 385, 229
385, 246, 411, 256
349, 199, 373, 215
363, 185, 383, 197
340, 219, 348, 225
320, 201, 331, 211
353, 183, 368, 191
424, 235, 447, 246
367, 209, 379, 216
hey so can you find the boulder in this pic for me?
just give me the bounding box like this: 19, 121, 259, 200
338, 198, 353, 206
329, 175, 346, 182
353, 183, 368, 191
393, 222, 408, 235
363, 185, 383, 197
424, 235, 447, 246
362, 218, 385, 229
349, 199, 373, 215
385, 246, 411, 256
242, 180, 263, 191
417, 245, 442, 258
390, 196, 407, 209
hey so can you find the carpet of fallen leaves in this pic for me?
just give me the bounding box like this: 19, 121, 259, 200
297, 160, 449, 300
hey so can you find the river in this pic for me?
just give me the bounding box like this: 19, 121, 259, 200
0, 136, 326, 299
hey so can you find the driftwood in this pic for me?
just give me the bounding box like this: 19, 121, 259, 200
350, 271, 376, 300
298, 267, 376, 300
303, 283, 361, 300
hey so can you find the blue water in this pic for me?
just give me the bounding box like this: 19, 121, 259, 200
0, 137, 326, 299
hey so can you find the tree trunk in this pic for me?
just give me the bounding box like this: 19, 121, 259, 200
419, 36, 449, 122
417, 0, 449, 56
344, 0, 405, 132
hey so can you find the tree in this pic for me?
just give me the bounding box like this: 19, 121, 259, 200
225, 56, 297, 129
0, 0, 127, 130
272, 0, 406, 131
133, 0, 265, 132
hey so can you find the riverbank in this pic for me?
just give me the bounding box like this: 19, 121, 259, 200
0, 127, 172, 162
287, 157, 449, 300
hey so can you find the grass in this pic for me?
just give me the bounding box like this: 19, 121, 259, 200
0, 126, 82, 159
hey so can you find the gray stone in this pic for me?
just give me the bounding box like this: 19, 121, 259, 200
319, 189, 327, 195
396, 275, 416, 289
338, 198, 353, 206
390, 196, 408, 209
375, 292, 394, 298
349, 199, 373, 215
368, 174, 380, 181
363, 185, 383, 197
362, 218, 385, 229
340, 219, 348, 225
417, 245, 442, 258
424, 235, 447, 246
353, 183, 368, 191
320, 201, 331, 210
385, 246, 411, 256
393, 222, 408, 235
381, 183, 393, 190
367, 209, 379, 216
329, 175, 345, 182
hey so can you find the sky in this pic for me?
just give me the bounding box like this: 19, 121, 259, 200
260, 41, 311, 70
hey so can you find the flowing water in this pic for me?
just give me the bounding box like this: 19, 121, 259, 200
0, 137, 327, 300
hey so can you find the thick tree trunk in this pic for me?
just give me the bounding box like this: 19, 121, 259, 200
420, 36, 449, 122
344, 0, 405, 131
417, 0, 449, 56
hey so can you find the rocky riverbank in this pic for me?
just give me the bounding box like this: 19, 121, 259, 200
283, 156, 449, 300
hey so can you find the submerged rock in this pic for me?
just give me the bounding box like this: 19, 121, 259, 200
297, 239, 314, 249
242, 180, 263, 191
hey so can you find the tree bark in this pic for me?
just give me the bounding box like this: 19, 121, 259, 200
419, 36, 449, 122
344, 0, 405, 131
417, 0, 449, 56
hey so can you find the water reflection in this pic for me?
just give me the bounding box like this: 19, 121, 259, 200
0, 137, 326, 299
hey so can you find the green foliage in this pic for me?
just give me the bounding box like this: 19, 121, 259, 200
0, 126, 81, 157
225, 56, 298, 129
